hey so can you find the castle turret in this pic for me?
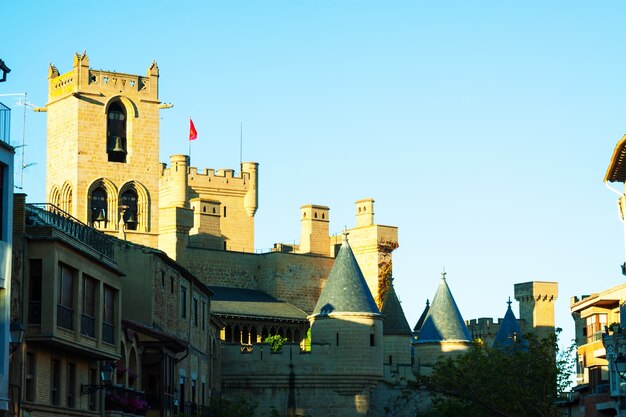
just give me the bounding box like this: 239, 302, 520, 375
355, 198, 375, 227
169, 155, 189, 207
514, 281, 558, 340
242, 162, 258, 217
299, 204, 330, 256
492, 298, 524, 348
414, 272, 471, 374
309, 233, 383, 379
380, 285, 413, 381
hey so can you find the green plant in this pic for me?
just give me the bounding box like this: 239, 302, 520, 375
264, 334, 288, 352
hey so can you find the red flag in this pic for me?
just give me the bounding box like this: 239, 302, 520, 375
189, 118, 198, 141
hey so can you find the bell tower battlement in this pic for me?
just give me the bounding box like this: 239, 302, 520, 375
48, 52, 159, 104
45, 53, 163, 248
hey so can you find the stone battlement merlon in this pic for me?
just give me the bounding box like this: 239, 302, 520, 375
48, 52, 159, 102
189, 167, 251, 181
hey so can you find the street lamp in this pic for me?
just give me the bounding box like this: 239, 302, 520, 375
616, 353, 626, 381
9, 320, 24, 353
80, 363, 115, 395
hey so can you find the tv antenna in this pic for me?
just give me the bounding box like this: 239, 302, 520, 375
0, 93, 39, 189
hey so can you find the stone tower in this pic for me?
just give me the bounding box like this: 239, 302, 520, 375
299, 204, 330, 255
45, 52, 162, 247
514, 281, 558, 340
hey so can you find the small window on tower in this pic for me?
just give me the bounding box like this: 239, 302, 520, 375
107, 101, 127, 163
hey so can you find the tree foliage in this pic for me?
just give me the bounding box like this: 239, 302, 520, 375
417, 330, 574, 417
264, 334, 289, 352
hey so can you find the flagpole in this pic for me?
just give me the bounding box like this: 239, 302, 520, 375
240, 122, 243, 166
189, 117, 192, 164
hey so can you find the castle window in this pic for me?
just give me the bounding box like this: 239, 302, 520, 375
121, 189, 138, 231
370, 334, 375, 347
91, 186, 108, 226
181, 285, 187, 319
107, 101, 127, 163
223, 206, 227, 217
336, 333, 339, 346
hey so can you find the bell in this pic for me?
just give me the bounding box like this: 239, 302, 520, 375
95, 209, 106, 222
125, 212, 137, 225
112, 136, 125, 153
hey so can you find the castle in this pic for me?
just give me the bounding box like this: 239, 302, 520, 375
8, 53, 558, 417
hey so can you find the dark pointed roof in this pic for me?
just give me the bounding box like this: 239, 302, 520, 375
413, 299, 430, 333
492, 298, 524, 348
416, 272, 471, 343
312, 234, 380, 316
381, 285, 412, 336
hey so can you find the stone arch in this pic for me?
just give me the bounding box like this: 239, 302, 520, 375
104, 95, 138, 118
87, 178, 118, 230
119, 181, 150, 232
49, 185, 60, 208
60, 181, 73, 215
104, 96, 138, 164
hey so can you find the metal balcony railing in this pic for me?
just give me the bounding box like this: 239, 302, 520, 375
102, 322, 115, 344
26, 203, 114, 259
81, 314, 95, 337
57, 304, 74, 330
0, 102, 9, 145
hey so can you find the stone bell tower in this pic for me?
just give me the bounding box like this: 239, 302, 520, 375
45, 52, 162, 247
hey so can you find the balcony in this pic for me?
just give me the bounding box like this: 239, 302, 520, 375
103, 322, 115, 344
0, 102, 9, 145
57, 304, 74, 330
81, 314, 95, 338
26, 203, 114, 259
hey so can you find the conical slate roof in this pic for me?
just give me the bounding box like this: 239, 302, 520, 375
416, 272, 471, 343
492, 298, 523, 348
413, 299, 430, 333
312, 234, 380, 316
381, 285, 412, 336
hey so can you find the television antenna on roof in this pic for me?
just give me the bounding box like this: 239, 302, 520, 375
0, 92, 40, 189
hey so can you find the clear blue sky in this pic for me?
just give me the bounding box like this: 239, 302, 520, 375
3, 1, 626, 349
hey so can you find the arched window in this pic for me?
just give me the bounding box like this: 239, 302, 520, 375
121, 188, 138, 231
91, 187, 108, 226
107, 101, 127, 163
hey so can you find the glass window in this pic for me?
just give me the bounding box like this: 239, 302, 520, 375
51, 359, 61, 405
28, 259, 42, 325
25, 352, 35, 402
67, 362, 76, 408
103, 285, 115, 344
181, 286, 187, 319
586, 314, 608, 342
